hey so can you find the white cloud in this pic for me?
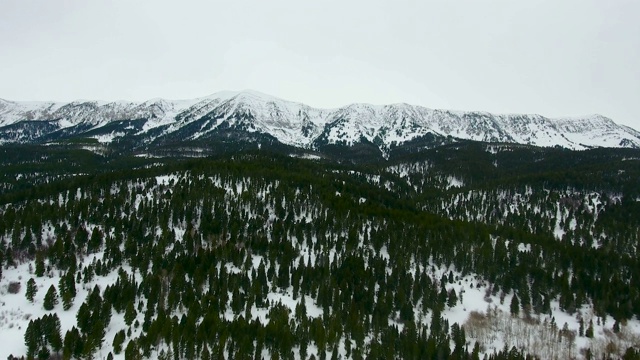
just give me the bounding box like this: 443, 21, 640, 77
0, 0, 638, 128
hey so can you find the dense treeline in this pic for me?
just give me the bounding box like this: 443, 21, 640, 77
1, 144, 639, 359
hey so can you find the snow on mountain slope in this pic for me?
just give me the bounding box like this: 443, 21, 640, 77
178, 90, 334, 146
0, 99, 64, 126
1, 91, 639, 150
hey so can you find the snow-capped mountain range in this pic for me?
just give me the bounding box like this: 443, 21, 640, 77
1, 89, 639, 152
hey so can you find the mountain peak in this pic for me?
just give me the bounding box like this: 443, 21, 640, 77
237, 88, 276, 97
199, 89, 282, 104
0, 91, 639, 151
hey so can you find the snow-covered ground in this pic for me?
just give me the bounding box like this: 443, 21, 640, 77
1, 172, 638, 359
0, 253, 142, 359
436, 266, 640, 359
3, 250, 638, 359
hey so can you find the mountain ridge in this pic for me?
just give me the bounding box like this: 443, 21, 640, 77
1, 90, 639, 152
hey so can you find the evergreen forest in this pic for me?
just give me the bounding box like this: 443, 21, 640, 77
0, 141, 639, 359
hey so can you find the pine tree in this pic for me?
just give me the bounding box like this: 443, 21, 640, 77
201, 345, 211, 360
113, 330, 126, 354
62, 290, 74, 311
24, 319, 39, 359
65, 271, 77, 297
45, 314, 63, 355
35, 253, 45, 277
510, 294, 520, 316
59, 272, 76, 310
63, 327, 83, 360
585, 319, 594, 338
37, 346, 50, 360
124, 340, 140, 360
74, 226, 89, 250
471, 342, 481, 360
125, 301, 137, 327
43, 285, 59, 310
88, 227, 103, 254
447, 289, 458, 308
519, 283, 531, 317
26, 278, 37, 302
623, 347, 640, 360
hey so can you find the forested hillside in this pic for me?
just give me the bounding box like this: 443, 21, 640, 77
0, 143, 639, 359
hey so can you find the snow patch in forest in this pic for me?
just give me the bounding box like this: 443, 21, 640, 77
155, 174, 179, 186
290, 153, 321, 160
0, 254, 142, 359
517, 243, 531, 252
92, 133, 124, 143
446, 176, 464, 189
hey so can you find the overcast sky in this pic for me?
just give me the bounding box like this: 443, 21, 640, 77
1, 0, 639, 129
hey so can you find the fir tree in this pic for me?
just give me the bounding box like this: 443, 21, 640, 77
585, 319, 594, 338
45, 314, 62, 355
43, 285, 59, 310
26, 278, 37, 303
510, 294, 520, 316
447, 289, 458, 308
124, 301, 137, 327
113, 330, 125, 355
35, 253, 45, 277
24, 319, 39, 359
